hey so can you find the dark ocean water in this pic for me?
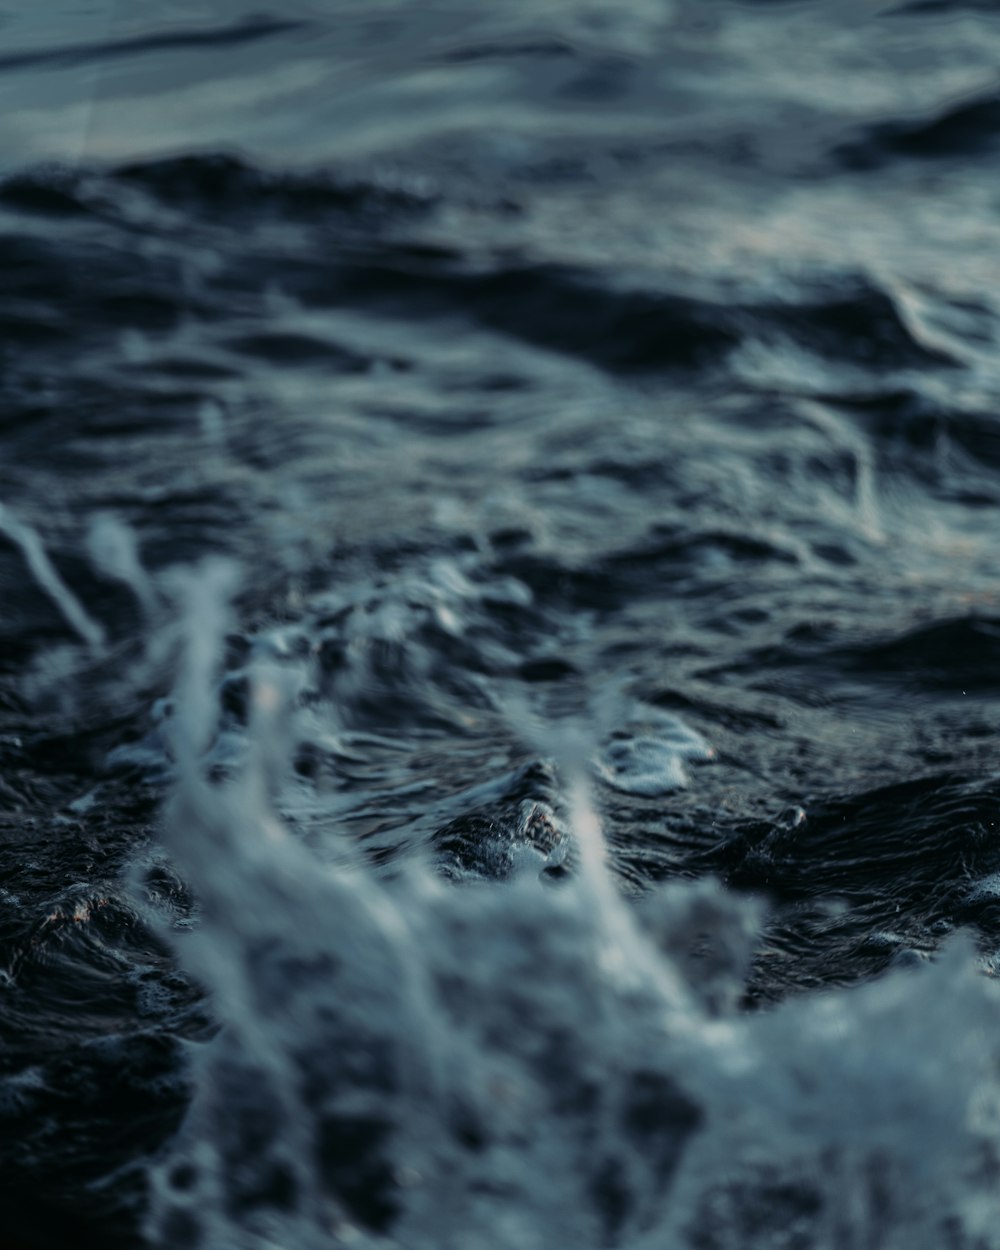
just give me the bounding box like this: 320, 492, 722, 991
4, 1, 1000, 1246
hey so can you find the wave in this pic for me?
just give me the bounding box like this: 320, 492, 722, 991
0, 16, 307, 75
0, 157, 957, 382
838, 88, 1000, 166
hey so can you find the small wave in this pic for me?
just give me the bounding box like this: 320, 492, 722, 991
699, 613, 1000, 703
886, 0, 1000, 15
113, 152, 438, 219
838, 88, 1000, 166
828, 386, 1000, 474
0, 16, 308, 75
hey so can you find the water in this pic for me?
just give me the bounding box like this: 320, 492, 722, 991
3, 0, 1000, 1244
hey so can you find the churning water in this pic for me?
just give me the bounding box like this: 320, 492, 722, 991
4, 1, 1000, 1246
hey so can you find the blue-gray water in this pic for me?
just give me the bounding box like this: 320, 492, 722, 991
4, 1, 1000, 1246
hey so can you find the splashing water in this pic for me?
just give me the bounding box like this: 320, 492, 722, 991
6, 5, 1000, 1243
133, 566, 1000, 1250
0, 502, 105, 650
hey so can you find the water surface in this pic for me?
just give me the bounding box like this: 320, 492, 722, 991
3, 2, 1000, 1246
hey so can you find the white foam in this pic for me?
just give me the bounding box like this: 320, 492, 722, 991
140, 566, 1000, 1250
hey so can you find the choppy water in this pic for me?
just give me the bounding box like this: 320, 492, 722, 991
4, 1, 1000, 1245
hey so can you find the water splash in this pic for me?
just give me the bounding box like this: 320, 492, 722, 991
0, 500, 105, 649
87, 512, 160, 617
138, 564, 1000, 1250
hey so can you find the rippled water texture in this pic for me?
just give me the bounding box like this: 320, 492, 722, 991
3, 1, 1000, 1246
